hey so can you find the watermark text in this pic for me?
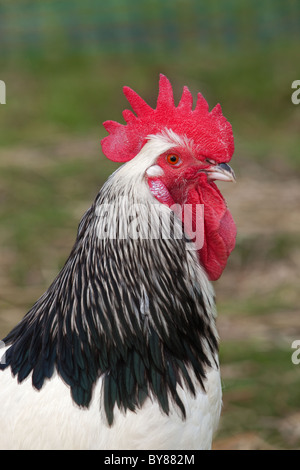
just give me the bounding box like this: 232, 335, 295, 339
291, 80, 300, 105
291, 339, 300, 364
95, 200, 204, 250
0, 80, 6, 104
0, 340, 6, 364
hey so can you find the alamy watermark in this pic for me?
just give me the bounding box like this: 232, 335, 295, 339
291, 80, 300, 105
0, 80, 6, 104
95, 200, 205, 250
0, 340, 6, 365
291, 340, 300, 365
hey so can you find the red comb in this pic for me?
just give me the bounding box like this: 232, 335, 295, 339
101, 74, 234, 163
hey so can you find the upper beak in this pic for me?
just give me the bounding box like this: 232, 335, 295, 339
205, 162, 236, 182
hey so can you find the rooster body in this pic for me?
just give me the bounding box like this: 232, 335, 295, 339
0, 76, 236, 450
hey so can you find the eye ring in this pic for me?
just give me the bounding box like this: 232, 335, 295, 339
166, 154, 181, 166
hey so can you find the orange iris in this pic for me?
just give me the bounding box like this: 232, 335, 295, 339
166, 154, 180, 166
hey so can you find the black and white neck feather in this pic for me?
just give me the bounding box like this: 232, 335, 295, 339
1, 135, 219, 425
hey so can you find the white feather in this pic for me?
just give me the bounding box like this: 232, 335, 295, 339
146, 164, 165, 177
0, 346, 221, 450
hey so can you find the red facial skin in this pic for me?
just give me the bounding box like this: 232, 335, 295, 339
147, 146, 236, 281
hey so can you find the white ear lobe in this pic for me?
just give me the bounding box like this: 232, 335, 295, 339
146, 165, 165, 177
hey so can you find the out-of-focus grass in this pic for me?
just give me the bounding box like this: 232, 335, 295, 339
0, 43, 299, 168
218, 341, 300, 449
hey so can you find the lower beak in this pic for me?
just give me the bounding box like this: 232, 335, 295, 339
206, 162, 236, 182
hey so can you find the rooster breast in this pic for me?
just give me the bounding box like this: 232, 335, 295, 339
0, 355, 221, 450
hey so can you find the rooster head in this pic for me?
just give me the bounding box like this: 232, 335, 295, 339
101, 75, 236, 280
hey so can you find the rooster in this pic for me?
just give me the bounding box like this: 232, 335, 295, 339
0, 75, 236, 450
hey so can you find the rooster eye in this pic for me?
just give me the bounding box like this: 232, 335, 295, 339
166, 154, 181, 166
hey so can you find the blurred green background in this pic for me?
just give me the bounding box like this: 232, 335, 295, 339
0, 0, 300, 449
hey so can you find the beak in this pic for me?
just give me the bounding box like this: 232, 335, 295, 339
205, 162, 236, 182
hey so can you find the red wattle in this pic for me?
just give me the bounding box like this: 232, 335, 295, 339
148, 173, 236, 281
182, 175, 236, 280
